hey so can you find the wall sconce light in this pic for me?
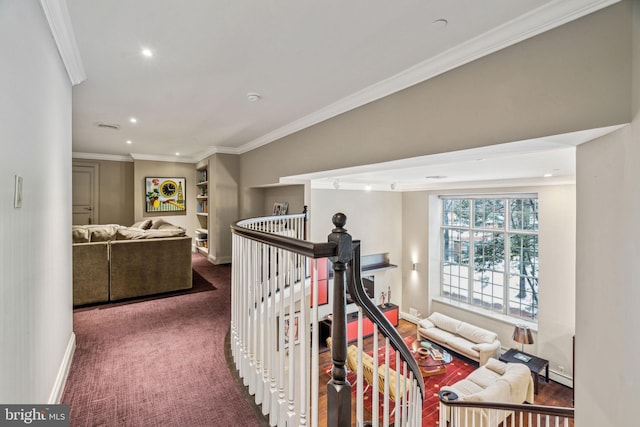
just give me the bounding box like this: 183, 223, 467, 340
412, 263, 418, 271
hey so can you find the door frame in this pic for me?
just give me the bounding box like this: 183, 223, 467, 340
72, 161, 100, 225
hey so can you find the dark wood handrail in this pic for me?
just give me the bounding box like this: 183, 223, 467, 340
347, 240, 425, 398
439, 391, 575, 418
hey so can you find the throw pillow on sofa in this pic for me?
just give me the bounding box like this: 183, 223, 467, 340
427, 312, 461, 334
131, 219, 153, 230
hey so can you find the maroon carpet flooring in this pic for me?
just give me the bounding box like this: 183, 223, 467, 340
62, 253, 266, 426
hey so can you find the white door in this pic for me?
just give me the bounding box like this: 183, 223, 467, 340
72, 164, 99, 225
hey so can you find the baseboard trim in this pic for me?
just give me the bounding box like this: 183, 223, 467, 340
48, 332, 76, 404
549, 369, 573, 389
400, 311, 420, 325
208, 254, 232, 265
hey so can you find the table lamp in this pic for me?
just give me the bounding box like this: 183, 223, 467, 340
512, 325, 534, 353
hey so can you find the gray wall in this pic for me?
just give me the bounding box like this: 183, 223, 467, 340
575, 2, 640, 423
0, 0, 74, 403
263, 185, 305, 216
206, 153, 239, 264
239, 2, 631, 217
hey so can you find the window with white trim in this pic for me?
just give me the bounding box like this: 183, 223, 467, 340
441, 195, 539, 322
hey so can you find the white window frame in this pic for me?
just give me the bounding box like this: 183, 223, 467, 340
439, 194, 539, 322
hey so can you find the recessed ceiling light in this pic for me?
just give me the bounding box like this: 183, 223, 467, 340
126, 140, 132, 144
544, 173, 553, 178
175, 152, 180, 156
246, 92, 261, 102
432, 19, 448, 29
364, 185, 372, 191
141, 48, 153, 58
130, 117, 137, 123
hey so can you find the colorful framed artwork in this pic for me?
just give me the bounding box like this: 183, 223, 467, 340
145, 177, 186, 212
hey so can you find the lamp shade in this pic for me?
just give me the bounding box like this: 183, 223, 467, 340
512, 325, 534, 345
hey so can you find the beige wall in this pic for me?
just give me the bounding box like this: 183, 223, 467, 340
133, 160, 197, 238
263, 185, 305, 216
206, 153, 239, 264
239, 2, 631, 218
73, 159, 135, 226
575, 2, 640, 424
310, 189, 403, 319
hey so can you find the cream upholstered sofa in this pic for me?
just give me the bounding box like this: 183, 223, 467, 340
72, 219, 192, 305
439, 358, 534, 426
417, 312, 500, 365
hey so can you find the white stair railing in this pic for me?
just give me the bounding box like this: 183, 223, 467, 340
439, 390, 575, 427
231, 212, 424, 427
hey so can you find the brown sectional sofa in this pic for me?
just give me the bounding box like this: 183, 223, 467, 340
72, 219, 192, 306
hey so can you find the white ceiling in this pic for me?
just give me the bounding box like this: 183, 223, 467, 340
67, 0, 621, 189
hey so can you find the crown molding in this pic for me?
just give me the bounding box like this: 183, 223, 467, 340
40, 0, 86, 86
129, 153, 196, 164
72, 152, 133, 162
193, 145, 241, 162
237, 0, 620, 154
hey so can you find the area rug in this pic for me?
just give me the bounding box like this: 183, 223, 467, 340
324, 336, 476, 426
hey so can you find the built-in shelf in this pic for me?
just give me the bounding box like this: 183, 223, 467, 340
196, 163, 209, 254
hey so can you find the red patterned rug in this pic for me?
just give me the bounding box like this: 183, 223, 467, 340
325, 336, 476, 426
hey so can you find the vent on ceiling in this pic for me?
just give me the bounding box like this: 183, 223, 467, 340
96, 122, 121, 130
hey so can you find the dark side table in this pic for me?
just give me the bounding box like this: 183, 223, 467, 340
499, 348, 549, 394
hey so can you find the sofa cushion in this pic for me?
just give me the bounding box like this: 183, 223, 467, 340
442, 379, 484, 398
484, 358, 507, 375
72, 226, 89, 243
87, 225, 120, 242
418, 318, 434, 329
445, 336, 480, 359
466, 366, 501, 389
428, 312, 460, 334
131, 219, 153, 230
457, 322, 498, 345
420, 326, 454, 344
115, 228, 186, 240
466, 380, 511, 402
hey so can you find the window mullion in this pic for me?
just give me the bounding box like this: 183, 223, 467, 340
504, 198, 510, 316
468, 202, 474, 305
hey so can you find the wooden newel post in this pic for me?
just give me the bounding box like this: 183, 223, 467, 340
327, 213, 353, 427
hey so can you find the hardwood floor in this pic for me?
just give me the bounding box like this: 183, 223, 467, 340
316, 319, 573, 426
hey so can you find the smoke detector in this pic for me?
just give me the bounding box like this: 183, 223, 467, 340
246, 92, 261, 102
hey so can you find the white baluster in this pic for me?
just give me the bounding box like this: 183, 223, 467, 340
383, 338, 390, 427
372, 323, 379, 426
310, 258, 319, 427
356, 309, 364, 427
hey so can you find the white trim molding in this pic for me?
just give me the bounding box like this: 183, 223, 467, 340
48, 332, 76, 404
129, 153, 196, 164
40, 0, 86, 86
235, 0, 620, 155
72, 152, 134, 162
